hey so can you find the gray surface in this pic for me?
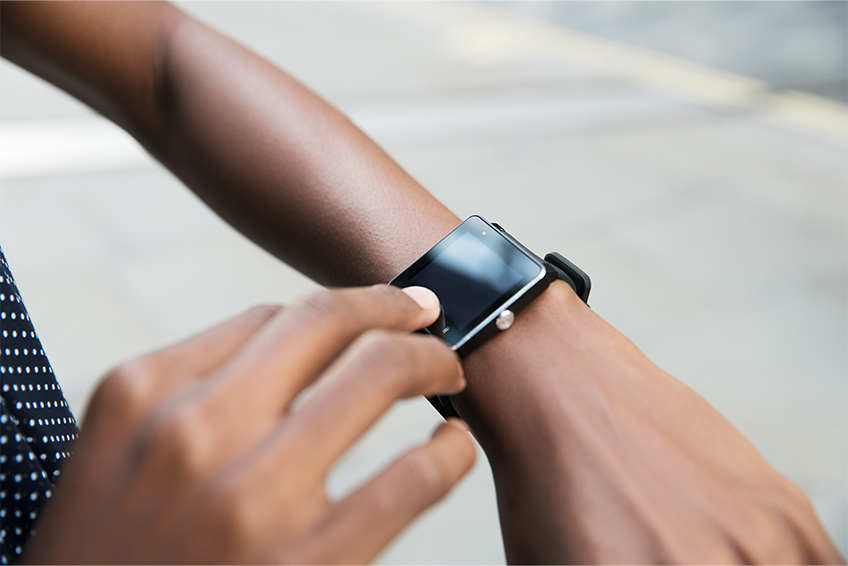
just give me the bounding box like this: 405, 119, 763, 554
493, 0, 848, 103
1, 1, 846, 562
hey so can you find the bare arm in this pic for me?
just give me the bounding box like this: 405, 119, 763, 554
2, 2, 842, 563
0, 0, 458, 286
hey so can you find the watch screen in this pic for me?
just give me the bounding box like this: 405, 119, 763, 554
391, 216, 545, 347
410, 232, 523, 330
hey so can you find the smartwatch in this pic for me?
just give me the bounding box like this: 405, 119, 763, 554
390, 215, 590, 419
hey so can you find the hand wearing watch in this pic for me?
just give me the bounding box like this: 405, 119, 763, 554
390, 215, 590, 419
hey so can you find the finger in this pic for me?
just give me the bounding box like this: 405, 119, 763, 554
272, 329, 464, 477
146, 305, 283, 390
86, 305, 282, 427
70, 305, 284, 560
399, 285, 441, 317
284, 421, 476, 565
198, 285, 441, 417
126, 286, 442, 483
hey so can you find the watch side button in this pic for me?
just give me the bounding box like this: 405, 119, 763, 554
496, 310, 515, 331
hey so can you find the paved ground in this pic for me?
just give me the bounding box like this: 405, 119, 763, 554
1, 2, 846, 562
493, 1, 848, 103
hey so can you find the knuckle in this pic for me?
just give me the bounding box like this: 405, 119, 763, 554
748, 474, 814, 527
368, 283, 405, 302
732, 509, 799, 563
711, 477, 820, 563
89, 358, 159, 423
291, 285, 412, 332
352, 330, 416, 388
140, 406, 209, 482
402, 447, 454, 499
768, 479, 825, 539
368, 284, 427, 324
244, 303, 283, 323
291, 289, 349, 327
357, 328, 408, 359
367, 483, 400, 524
774, 476, 813, 512
351, 331, 461, 397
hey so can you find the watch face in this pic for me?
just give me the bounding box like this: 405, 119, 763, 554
390, 216, 546, 350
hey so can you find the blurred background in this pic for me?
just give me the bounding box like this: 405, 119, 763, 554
1, 1, 845, 562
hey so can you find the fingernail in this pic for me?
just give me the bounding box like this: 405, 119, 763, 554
402, 286, 439, 311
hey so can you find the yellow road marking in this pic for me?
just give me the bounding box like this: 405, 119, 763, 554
380, 2, 847, 147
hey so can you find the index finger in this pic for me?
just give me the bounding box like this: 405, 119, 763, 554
222, 284, 441, 401
179, 285, 442, 441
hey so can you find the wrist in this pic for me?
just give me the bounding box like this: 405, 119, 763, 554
453, 278, 655, 463
453, 280, 590, 455
452, 280, 671, 562
452, 280, 603, 561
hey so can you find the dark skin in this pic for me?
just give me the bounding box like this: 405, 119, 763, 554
19, 285, 475, 564
1, 2, 843, 563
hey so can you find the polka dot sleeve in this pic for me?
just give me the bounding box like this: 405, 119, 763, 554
1, 248, 79, 564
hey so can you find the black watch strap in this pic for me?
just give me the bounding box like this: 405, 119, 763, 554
544, 252, 591, 305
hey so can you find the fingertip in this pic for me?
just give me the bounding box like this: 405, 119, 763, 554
438, 359, 466, 396
455, 360, 466, 391
445, 417, 471, 433
401, 286, 439, 312
401, 286, 440, 327
434, 421, 477, 475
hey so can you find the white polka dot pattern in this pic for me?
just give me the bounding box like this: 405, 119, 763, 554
0, 248, 78, 564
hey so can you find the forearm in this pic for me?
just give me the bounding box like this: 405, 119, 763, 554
0, 1, 458, 286
153, 13, 458, 285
